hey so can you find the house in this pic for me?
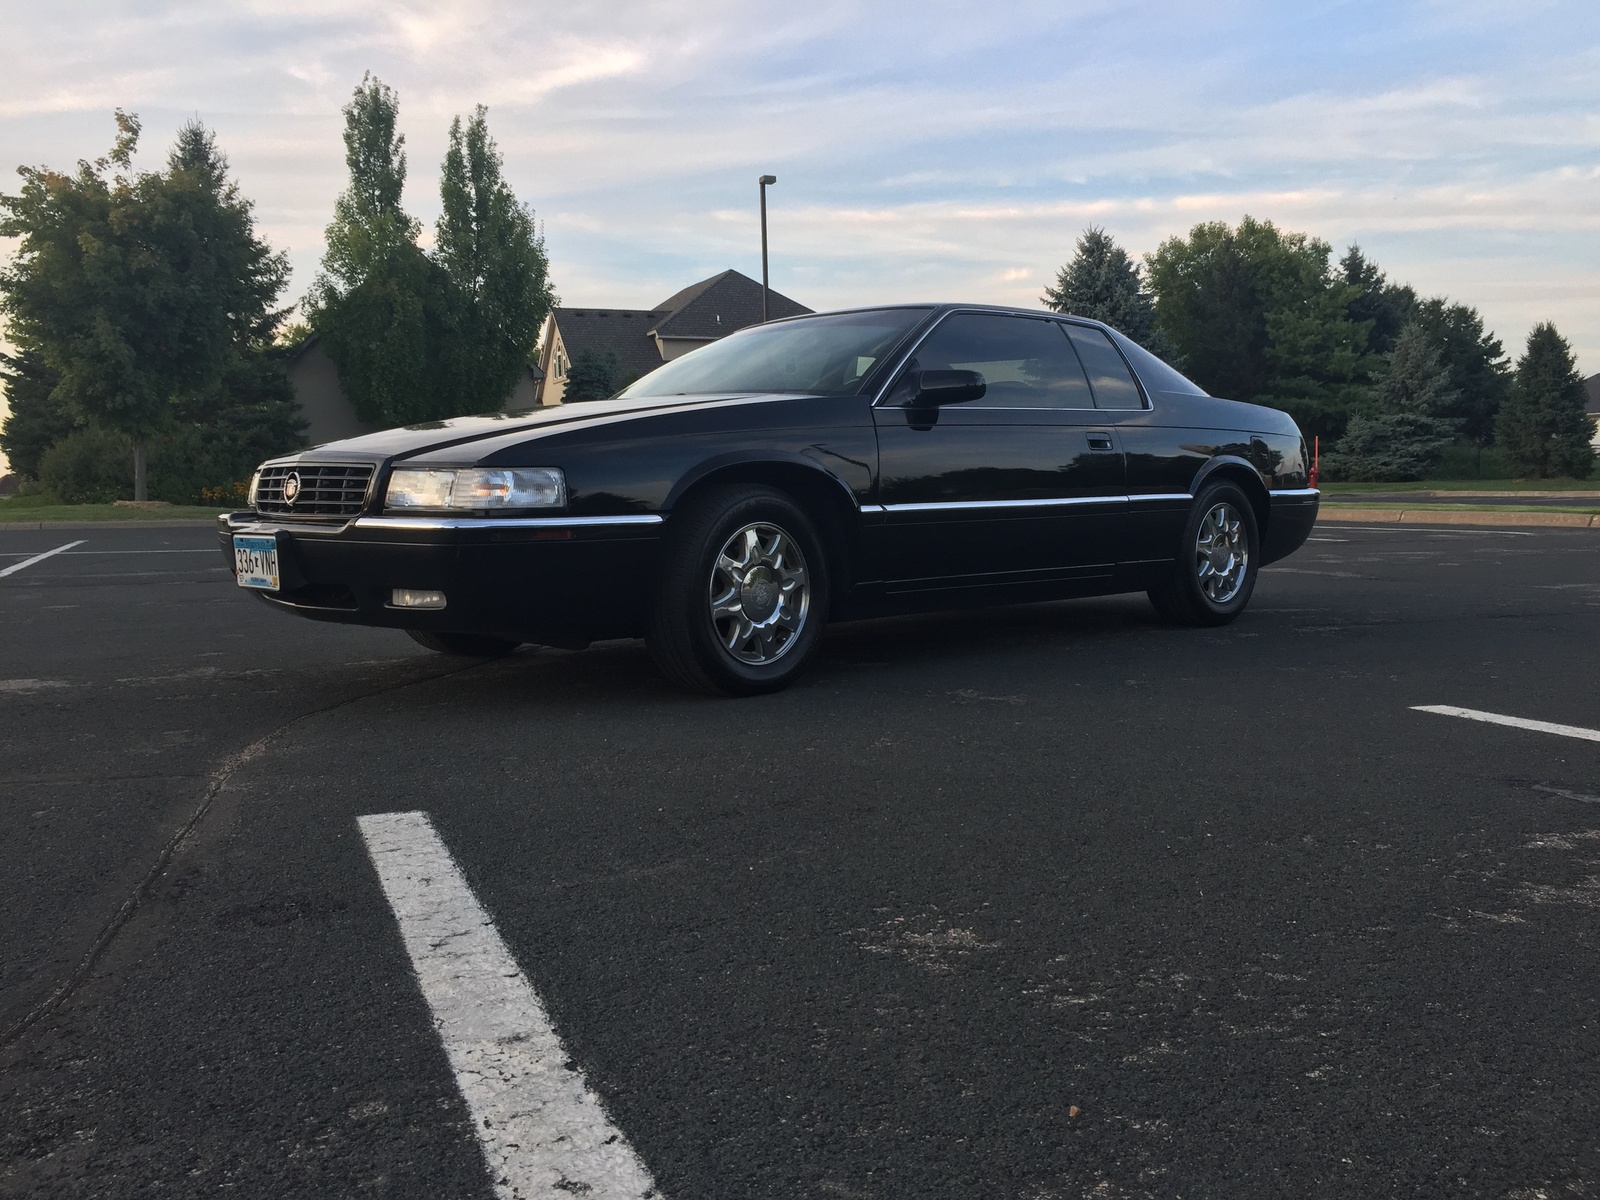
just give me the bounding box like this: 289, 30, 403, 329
536, 269, 811, 404
1587, 373, 1600, 449
286, 336, 544, 447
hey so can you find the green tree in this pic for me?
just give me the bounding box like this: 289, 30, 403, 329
562, 348, 621, 401
1145, 216, 1373, 441
0, 111, 292, 499
1326, 322, 1461, 481
1496, 323, 1593, 479
305, 75, 444, 427
1410, 297, 1511, 444
0, 347, 74, 480
1340, 244, 1415, 356
432, 105, 556, 416
1043, 227, 1168, 352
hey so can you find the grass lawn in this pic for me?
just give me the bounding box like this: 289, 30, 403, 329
1321, 479, 1600, 494
0, 494, 225, 522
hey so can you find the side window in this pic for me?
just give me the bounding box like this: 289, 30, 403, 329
1064, 325, 1145, 409
907, 313, 1095, 409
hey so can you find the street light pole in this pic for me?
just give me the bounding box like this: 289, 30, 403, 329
758, 174, 776, 322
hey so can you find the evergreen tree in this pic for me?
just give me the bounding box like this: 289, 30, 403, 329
0, 111, 293, 498
1496, 323, 1593, 478
1410, 297, 1511, 444
1145, 216, 1373, 440
562, 349, 621, 401
305, 74, 444, 427
1042, 227, 1168, 353
0, 348, 74, 479
1325, 322, 1460, 481
1340, 244, 1415, 356
432, 106, 556, 416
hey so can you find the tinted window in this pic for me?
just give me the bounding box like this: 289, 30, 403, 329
908, 313, 1095, 409
1064, 325, 1145, 409
618, 308, 930, 397
1105, 328, 1208, 396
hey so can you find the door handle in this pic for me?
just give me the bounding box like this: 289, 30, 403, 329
1086, 433, 1114, 451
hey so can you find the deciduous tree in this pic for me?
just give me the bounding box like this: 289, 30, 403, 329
433, 106, 556, 416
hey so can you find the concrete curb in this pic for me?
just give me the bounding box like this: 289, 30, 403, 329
1319, 507, 1600, 529
0, 519, 221, 532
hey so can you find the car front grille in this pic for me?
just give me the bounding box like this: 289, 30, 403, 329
254, 463, 375, 516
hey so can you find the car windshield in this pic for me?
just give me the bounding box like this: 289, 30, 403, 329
617, 308, 932, 398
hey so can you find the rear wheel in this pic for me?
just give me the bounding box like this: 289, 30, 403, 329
406, 629, 521, 657
648, 484, 829, 696
1147, 481, 1260, 627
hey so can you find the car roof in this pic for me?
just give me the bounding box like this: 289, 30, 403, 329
762, 302, 1113, 330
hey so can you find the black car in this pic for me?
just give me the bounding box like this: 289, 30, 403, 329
221, 304, 1318, 695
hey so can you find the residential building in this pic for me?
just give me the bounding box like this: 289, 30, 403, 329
537, 269, 810, 405
1587, 373, 1600, 449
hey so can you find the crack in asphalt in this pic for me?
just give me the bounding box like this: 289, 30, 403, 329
0, 658, 491, 1049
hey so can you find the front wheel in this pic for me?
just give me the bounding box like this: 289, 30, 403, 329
406, 629, 521, 657
1147, 481, 1260, 627
648, 485, 830, 696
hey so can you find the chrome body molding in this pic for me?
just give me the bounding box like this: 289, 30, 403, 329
349, 514, 665, 532
1268, 487, 1321, 498
881, 495, 1132, 514
1128, 493, 1195, 503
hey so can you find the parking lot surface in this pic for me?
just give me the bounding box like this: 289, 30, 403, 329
2, 521, 1599, 1198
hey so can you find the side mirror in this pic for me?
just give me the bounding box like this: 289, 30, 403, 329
913, 369, 986, 406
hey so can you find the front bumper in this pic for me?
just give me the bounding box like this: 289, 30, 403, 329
218, 511, 665, 641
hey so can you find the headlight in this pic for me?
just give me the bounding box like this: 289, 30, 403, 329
247, 470, 262, 506
384, 467, 567, 512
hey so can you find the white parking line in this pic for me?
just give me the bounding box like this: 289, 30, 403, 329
357, 811, 661, 1200
0, 540, 85, 578
1412, 705, 1600, 744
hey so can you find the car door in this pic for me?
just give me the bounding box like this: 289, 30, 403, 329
870, 312, 1127, 594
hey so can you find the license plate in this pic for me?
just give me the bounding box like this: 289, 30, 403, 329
233, 535, 280, 591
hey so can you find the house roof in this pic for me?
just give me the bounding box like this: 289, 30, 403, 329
547, 270, 813, 388
548, 308, 672, 385
650, 269, 811, 339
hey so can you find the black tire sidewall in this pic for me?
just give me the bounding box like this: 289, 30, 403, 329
1172, 482, 1260, 623
665, 488, 830, 695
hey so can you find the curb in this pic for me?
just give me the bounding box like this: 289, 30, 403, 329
1318, 508, 1600, 529
0, 519, 221, 532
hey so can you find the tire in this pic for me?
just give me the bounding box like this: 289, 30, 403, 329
406, 629, 521, 657
1147, 481, 1260, 627
647, 484, 830, 696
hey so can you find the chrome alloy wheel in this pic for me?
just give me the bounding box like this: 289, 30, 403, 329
1195, 501, 1249, 604
708, 521, 811, 665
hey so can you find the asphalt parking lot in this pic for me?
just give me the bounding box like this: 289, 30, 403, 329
2, 520, 1599, 1199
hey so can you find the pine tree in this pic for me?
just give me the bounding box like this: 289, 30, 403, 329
1496, 323, 1594, 478
1326, 322, 1461, 481
0, 348, 73, 480
1042, 227, 1164, 350
1411, 298, 1511, 445
1340, 245, 1415, 356
433, 106, 556, 416
305, 75, 444, 427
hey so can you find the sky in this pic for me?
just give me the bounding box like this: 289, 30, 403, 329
1, 0, 1597, 473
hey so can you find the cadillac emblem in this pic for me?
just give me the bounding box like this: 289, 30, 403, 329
282, 471, 302, 506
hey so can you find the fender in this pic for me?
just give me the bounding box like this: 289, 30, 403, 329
1190, 452, 1270, 498
662, 449, 864, 515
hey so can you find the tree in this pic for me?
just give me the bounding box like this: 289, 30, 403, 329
1145, 216, 1373, 441
1496, 323, 1593, 479
0, 347, 74, 479
1325, 322, 1461, 481
1043, 227, 1168, 352
0, 111, 292, 498
305, 75, 444, 427
562, 349, 621, 401
1340, 244, 1416, 357
1410, 297, 1511, 444
432, 106, 556, 416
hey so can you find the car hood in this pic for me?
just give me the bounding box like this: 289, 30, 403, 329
297, 392, 793, 462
